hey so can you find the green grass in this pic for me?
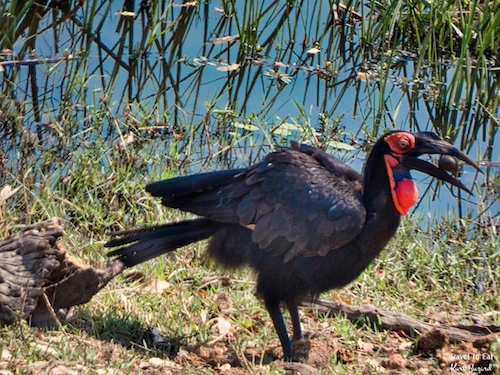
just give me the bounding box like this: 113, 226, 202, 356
0, 0, 499, 373
1, 83, 498, 373
0, 149, 498, 373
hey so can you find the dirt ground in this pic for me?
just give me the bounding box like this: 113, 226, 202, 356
5, 313, 496, 375
161, 328, 499, 375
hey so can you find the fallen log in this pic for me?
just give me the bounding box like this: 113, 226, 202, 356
305, 299, 500, 345
0, 217, 124, 327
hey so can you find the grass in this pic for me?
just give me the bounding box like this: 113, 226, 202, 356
0, 136, 499, 373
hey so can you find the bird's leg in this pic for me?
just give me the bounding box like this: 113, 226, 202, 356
287, 299, 302, 341
264, 298, 293, 361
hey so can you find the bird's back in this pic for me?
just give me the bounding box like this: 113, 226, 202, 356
147, 142, 367, 263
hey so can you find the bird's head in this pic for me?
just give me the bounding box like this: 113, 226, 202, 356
373, 131, 481, 215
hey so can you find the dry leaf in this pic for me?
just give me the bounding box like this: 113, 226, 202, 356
116, 11, 136, 17
365, 358, 384, 372
148, 357, 177, 368
356, 71, 378, 83
36, 343, 60, 357
380, 353, 407, 370
337, 347, 356, 363
199, 309, 209, 324
358, 339, 375, 352
124, 132, 135, 146
214, 316, 232, 336
357, 71, 369, 81
406, 280, 417, 288
399, 341, 413, 351
274, 61, 288, 68
139, 361, 151, 370
331, 293, 351, 305
450, 22, 464, 38
143, 279, 171, 295
116, 132, 135, 150
50, 365, 70, 375
212, 35, 239, 44
60, 175, 72, 184
172, 132, 184, 139
173, 1, 197, 7
119, 293, 129, 311
374, 268, 385, 278
214, 7, 225, 13
216, 63, 240, 72
1, 349, 12, 361
0, 185, 21, 203
219, 363, 231, 371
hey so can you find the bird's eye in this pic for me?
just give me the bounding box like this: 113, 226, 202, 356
397, 139, 410, 150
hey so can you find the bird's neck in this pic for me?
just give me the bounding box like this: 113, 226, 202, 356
362, 143, 414, 220
359, 148, 403, 261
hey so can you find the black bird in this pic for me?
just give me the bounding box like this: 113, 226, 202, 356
106, 131, 479, 360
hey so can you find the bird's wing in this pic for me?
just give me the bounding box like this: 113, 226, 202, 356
147, 142, 366, 262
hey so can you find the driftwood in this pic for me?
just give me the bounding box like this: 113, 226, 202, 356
305, 299, 500, 344
0, 217, 124, 327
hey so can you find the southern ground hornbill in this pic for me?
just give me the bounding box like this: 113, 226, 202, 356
106, 131, 480, 360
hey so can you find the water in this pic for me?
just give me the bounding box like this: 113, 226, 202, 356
1, 0, 498, 222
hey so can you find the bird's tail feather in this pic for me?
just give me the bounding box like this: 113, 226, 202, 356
106, 218, 219, 267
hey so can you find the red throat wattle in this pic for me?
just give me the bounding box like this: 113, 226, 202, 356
384, 154, 419, 215
393, 178, 418, 215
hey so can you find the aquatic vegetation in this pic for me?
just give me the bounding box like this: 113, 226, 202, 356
0, 0, 497, 222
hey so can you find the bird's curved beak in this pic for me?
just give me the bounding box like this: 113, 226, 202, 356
400, 132, 481, 195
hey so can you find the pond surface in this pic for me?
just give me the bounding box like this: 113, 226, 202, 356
1, 0, 498, 222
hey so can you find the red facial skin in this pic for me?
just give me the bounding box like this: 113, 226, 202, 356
383, 133, 418, 216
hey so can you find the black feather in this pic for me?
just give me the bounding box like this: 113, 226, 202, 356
107, 219, 219, 267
